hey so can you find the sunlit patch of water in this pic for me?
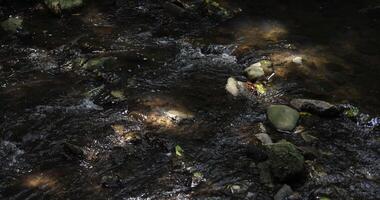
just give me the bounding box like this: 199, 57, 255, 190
23, 173, 58, 189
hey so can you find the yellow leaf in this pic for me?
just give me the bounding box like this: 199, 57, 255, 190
254, 83, 266, 94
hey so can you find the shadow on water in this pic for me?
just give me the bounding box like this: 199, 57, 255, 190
1, 0, 380, 199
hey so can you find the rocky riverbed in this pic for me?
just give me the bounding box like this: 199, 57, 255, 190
1, 0, 379, 199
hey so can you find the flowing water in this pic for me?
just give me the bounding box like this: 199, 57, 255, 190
0, 1, 379, 199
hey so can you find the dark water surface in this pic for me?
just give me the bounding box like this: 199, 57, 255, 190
0, 1, 379, 199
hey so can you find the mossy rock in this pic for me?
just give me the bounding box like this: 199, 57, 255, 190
44, 0, 83, 14
267, 105, 299, 131
267, 140, 304, 181
1, 17, 23, 33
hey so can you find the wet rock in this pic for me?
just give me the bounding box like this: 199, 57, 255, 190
244, 64, 265, 80
256, 122, 267, 133
274, 184, 293, 200
267, 140, 304, 181
292, 56, 303, 64
255, 133, 273, 145
44, 0, 83, 14
290, 99, 339, 116
225, 77, 246, 96
251, 60, 273, 74
1, 16, 23, 33
267, 105, 299, 131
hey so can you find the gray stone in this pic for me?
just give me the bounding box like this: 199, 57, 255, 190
274, 184, 294, 200
267, 105, 299, 131
290, 99, 339, 116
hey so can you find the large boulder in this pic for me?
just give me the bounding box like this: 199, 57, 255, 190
44, 0, 84, 14
290, 98, 339, 116
267, 140, 304, 181
267, 105, 299, 131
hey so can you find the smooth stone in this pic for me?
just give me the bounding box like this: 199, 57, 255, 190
244, 64, 265, 80
1, 16, 23, 32
290, 99, 339, 116
267, 105, 299, 131
225, 77, 245, 96
267, 140, 304, 181
274, 184, 294, 200
292, 56, 303, 64
255, 133, 273, 145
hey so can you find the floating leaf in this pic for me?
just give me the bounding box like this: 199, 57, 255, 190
175, 145, 184, 157
254, 83, 266, 95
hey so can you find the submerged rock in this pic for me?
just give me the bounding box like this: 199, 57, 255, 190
274, 184, 293, 200
1, 16, 23, 33
244, 64, 265, 80
267, 105, 299, 131
44, 0, 83, 14
290, 99, 339, 116
267, 140, 304, 181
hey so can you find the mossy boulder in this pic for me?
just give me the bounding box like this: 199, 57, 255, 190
267, 140, 304, 181
267, 105, 299, 131
44, 0, 83, 14
1, 16, 23, 33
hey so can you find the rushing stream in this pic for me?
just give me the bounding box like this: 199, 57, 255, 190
0, 1, 379, 199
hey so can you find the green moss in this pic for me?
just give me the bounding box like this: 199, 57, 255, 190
44, 0, 83, 13
267, 140, 304, 181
